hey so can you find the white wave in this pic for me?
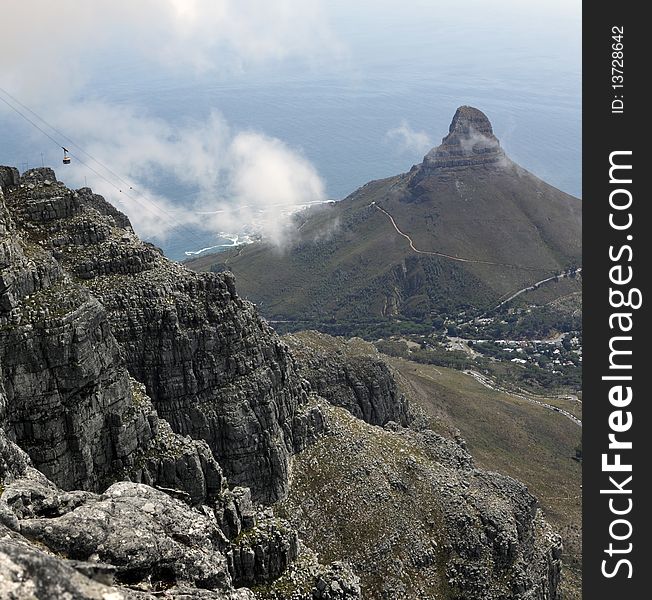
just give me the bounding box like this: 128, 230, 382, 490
183, 232, 254, 256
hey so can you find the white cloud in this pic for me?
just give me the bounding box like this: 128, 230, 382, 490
386, 121, 433, 156
53, 105, 325, 244
0, 0, 340, 102
0, 0, 335, 247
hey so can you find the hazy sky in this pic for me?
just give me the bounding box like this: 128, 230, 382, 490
0, 0, 581, 244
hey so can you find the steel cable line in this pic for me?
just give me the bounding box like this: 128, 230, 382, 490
0, 88, 231, 254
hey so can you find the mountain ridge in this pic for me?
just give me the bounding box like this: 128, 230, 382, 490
0, 164, 563, 598
186, 106, 581, 326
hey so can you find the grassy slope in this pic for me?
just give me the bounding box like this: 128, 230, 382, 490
186, 161, 581, 323
277, 403, 453, 599
386, 357, 582, 600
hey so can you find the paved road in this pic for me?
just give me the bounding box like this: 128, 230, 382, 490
492, 267, 583, 311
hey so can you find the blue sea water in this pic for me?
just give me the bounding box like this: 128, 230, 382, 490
0, 2, 581, 261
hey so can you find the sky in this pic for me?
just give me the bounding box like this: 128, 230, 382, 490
0, 0, 581, 247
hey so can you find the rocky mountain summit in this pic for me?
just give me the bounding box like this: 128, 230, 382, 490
186, 106, 581, 326
421, 105, 505, 170
1, 166, 561, 598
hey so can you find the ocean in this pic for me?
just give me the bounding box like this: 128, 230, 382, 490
0, 2, 581, 261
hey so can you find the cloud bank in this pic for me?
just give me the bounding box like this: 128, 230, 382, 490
0, 0, 337, 246
56, 105, 325, 245
0, 0, 340, 102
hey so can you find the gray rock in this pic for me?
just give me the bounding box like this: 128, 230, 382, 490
17, 481, 232, 589
0, 524, 257, 599
284, 331, 409, 427
2, 172, 325, 503
0, 166, 19, 192
227, 513, 299, 586
421, 105, 506, 171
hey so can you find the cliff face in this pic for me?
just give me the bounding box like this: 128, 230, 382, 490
1, 165, 563, 599
1, 167, 322, 503
278, 332, 563, 599
421, 105, 506, 170
283, 331, 409, 427
0, 166, 359, 599
0, 427, 360, 600
0, 168, 234, 505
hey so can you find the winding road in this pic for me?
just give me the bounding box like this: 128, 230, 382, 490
372, 202, 549, 272
372, 201, 581, 310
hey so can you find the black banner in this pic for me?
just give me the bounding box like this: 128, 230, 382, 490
583, 3, 650, 597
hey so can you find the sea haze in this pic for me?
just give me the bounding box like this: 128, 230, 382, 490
0, 1, 581, 261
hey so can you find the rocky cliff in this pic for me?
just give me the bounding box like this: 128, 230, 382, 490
0, 167, 358, 599
283, 331, 409, 427
0, 427, 360, 599
1, 167, 322, 503
278, 331, 563, 599
1, 165, 562, 599
421, 105, 506, 170
1, 167, 221, 499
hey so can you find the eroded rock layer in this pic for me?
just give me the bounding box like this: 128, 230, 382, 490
1, 167, 323, 503
1, 165, 562, 599
0, 167, 357, 599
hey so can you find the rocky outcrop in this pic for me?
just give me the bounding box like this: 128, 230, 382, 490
0, 425, 359, 599
1, 532, 152, 600
249, 545, 362, 600
278, 404, 562, 600
0, 429, 252, 599
0, 166, 19, 191
15, 481, 233, 589
1, 168, 323, 503
0, 167, 357, 599
284, 331, 409, 427
421, 105, 506, 171
227, 511, 299, 587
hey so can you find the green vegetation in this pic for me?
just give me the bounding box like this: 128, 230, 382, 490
459, 304, 582, 341
376, 338, 474, 370
284, 331, 582, 598
185, 159, 581, 325
182, 145, 583, 597
385, 358, 582, 599
373, 334, 581, 395
272, 317, 435, 339
276, 404, 452, 599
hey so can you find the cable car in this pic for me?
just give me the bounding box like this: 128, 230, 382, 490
62, 147, 71, 165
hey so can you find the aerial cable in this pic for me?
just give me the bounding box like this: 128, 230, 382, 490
1, 86, 145, 194
0, 88, 224, 254
0, 87, 182, 222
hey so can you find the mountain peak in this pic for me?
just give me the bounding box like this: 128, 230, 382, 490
447, 105, 495, 138
422, 106, 505, 170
